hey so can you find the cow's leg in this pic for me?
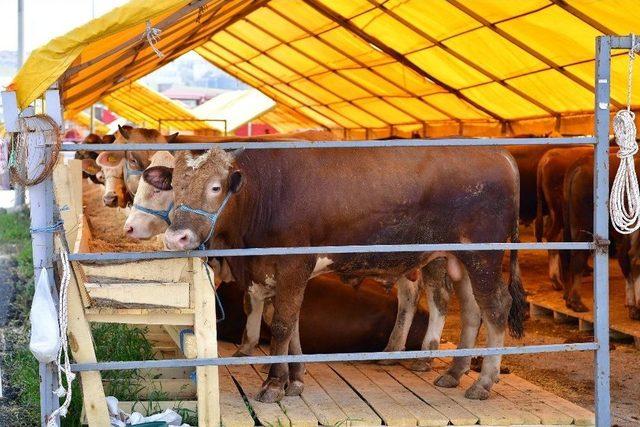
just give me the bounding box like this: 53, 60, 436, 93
286, 319, 305, 396
434, 264, 480, 389
411, 259, 450, 371
379, 274, 420, 365
458, 252, 511, 400
235, 291, 265, 357
564, 251, 590, 312
255, 258, 310, 403
547, 250, 563, 291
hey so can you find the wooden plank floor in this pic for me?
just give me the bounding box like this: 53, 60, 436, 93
526, 258, 640, 348
210, 341, 594, 426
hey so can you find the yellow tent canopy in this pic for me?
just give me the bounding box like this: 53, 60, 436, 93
255, 103, 326, 134
192, 88, 280, 133
101, 81, 216, 132
65, 111, 110, 134
10, 0, 640, 138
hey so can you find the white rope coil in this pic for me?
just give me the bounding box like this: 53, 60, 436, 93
610, 34, 640, 234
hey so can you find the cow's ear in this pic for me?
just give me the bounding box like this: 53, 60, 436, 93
96, 151, 124, 167
81, 158, 100, 175
166, 132, 179, 143
118, 124, 131, 139
228, 170, 243, 193
102, 134, 116, 144
143, 166, 173, 191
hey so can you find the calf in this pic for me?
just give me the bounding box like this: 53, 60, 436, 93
164, 146, 525, 402
562, 153, 640, 318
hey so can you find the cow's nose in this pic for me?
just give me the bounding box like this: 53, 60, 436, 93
124, 224, 134, 236
164, 228, 199, 250
103, 193, 117, 207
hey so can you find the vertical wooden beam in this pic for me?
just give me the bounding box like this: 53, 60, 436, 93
67, 267, 110, 426
194, 260, 220, 426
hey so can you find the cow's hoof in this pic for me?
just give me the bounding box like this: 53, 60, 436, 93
409, 358, 432, 372
566, 299, 589, 313
232, 350, 251, 357
628, 306, 640, 320
550, 278, 563, 291
255, 378, 285, 403
285, 380, 304, 396
259, 364, 271, 374
465, 383, 490, 400
434, 372, 459, 388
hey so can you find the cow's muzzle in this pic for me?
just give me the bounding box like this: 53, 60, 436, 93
103, 192, 118, 207
164, 228, 200, 251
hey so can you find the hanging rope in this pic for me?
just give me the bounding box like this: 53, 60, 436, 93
46, 247, 75, 427
142, 20, 165, 58
610, 34, 640, 234
9, 114, 61, 187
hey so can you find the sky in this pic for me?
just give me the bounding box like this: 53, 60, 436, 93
0, 0, 129, 52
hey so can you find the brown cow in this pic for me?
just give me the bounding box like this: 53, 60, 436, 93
125, 158, 451, 370
164, 147, 525, 402
534, 147, 594, 289
561, 152, 640, 318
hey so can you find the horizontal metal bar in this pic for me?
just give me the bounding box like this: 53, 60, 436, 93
609, 35, 634, 49
70, 342, 597, 372
67, 241, 594, 262
60, 136, 596, 152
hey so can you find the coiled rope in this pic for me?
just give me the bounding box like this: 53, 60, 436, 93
610, 35, 640, 234
9, 114, 61, 187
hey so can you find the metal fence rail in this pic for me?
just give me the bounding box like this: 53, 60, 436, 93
60, 136, 596, 152
26, 35, 627, 426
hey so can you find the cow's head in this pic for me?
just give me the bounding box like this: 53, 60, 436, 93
115, 125, 178, 196
123, 152, 175, 239
96, 151, 127, 207
76, 133, 115, 184
164, 149, 244, 250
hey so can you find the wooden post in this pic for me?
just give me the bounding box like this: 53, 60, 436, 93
67, 268, 110, 426
193, 260, 220, 426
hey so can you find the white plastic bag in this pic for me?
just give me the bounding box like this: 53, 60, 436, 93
29, 269, 61, 363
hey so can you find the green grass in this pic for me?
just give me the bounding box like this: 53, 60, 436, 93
0, 209, 31, 243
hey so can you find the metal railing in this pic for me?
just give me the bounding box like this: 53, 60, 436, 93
31, 35, 629, 426
157, 118, 228, 135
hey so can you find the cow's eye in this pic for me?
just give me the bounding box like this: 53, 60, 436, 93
152, 189, 161, 195
212, 185, 221, 193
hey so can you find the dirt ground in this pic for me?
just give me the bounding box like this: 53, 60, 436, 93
84, 180, 640, 426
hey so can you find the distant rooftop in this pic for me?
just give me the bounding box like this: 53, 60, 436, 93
160, 85, 227, 103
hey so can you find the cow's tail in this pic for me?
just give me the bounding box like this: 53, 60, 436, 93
534, 162, 546, 242
508, 224, 526, 339
560, 165, 577, 287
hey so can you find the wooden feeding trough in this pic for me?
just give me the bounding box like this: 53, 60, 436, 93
54, 159, 595, 426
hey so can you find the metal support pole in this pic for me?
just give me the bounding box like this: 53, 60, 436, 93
89, 104, 95, 134
593, 35, 611, 427
27, 126, 59, 425
14, 0, 25, 208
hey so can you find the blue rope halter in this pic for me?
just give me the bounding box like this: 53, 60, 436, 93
124, 161, 144, 194
132, 201, 174, 225
175, 191, 234, 249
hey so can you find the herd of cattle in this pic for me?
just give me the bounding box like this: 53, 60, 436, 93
75, 126, 639, 403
